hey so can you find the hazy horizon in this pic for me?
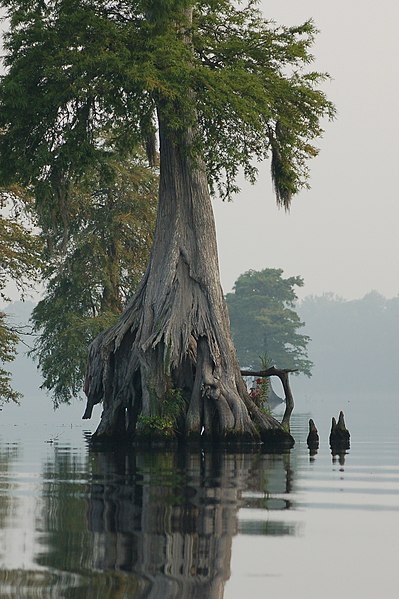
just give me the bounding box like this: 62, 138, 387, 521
3, 1, 399, 303
214, 0, 399, 300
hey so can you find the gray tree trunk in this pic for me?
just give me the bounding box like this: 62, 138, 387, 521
83, 109, 293, 446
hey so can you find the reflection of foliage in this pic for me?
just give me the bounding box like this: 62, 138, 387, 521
0, 569, 60, 596
0, 442, 20, 530
39, 448, 91, 574
238, 519, 297, 536
0, 442, 20, 466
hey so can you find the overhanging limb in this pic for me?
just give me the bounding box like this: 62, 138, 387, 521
240, 366, 297, 430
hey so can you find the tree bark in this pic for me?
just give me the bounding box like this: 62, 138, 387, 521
83, 96, 293, 446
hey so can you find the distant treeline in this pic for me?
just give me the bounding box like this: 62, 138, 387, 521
296, 291, 399, 393
4, 290, 399, 401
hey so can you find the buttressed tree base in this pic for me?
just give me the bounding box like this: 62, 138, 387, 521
83, 120, 291, 444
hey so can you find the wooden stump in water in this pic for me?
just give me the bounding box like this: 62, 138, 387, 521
329, 411, 350, 450
306, 419, 319, 450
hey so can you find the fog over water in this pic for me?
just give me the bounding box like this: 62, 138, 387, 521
214, 0, 399, 300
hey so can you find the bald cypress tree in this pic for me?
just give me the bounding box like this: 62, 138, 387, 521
0, 1, 334, 442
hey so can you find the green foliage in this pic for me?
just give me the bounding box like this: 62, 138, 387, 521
31, 306, 118, 406
249, 377, 269, 410
0, 189, 42, 404
0, 0, 335, 208
136, 415, 176, 437
30, 151, 158, 406
0, 311, 21, 404
0, 189, 42, 302
226, 268, 313, 375
137, 385, 185, 437
163, 385, 186, 420
193, 4, 335, 205
248, 358, 274, 415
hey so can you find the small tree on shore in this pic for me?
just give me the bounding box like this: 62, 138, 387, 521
226, 268, 313, 375
0, 1, 334, 442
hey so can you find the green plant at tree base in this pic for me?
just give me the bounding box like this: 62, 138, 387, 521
248, 355, 270, 410
259, 354, 271, 402
249, 378, 273, 417
137, 386, 186, 438
136, 415, 176, 438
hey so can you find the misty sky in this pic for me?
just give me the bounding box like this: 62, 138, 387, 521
2, 1, 398, 304
214, 0, 399, 300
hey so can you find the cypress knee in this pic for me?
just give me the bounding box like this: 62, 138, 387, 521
329, 411, 350, 449
307, 418, 319, 450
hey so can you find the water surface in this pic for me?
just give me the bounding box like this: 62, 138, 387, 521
0, 399, 398, 599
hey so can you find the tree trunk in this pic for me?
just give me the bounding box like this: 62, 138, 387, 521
83, 109, 293, 446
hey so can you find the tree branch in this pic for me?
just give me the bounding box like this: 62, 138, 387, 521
240, 366, 298, 377
240, 366, 296, 430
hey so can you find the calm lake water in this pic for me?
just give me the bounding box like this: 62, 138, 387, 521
0, 394, 398, 599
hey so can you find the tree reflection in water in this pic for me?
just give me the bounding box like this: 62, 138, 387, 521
0, 442, 20, 531
86, 447, 294, 599
33, 446, 295, 599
